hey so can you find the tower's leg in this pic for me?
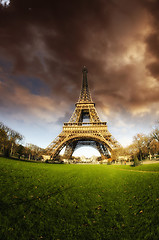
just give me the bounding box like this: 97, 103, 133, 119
96, 142, 110, 159
64, 141, 77, 159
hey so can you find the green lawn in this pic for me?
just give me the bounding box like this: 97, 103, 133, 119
0, 157, 159, 240
112, 163, 159, 172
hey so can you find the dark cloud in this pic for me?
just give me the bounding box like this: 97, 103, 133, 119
147, 62, 159, 78
140, 0, 159, 80
0, 0, 159, 125
146, 33, 159, 59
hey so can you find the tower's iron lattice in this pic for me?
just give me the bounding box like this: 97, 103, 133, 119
46, 67, 120, 159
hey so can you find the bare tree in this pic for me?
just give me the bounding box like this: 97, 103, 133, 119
26, 143, 43, 160
151, 121, 159, 142
0, 122, 24, 157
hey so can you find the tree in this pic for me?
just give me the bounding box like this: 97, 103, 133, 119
0, 122, 24, 157
148, 121, 159, 156
151, 121, 159, 142
132, 133, 149, 160
26, 143, 43, 160
16, 144, 25, 159
0, 127, 8, 154
0, 122, 10, 156
9, 130, 23, 156
111, 147, 125, 161
150, 139, 159, 155
133, 155, 140, 167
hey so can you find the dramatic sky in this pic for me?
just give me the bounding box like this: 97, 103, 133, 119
0, 0, 159, 156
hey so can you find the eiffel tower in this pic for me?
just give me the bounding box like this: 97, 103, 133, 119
46, 67, 120, 160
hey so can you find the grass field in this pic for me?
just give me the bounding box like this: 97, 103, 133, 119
0, 157, 159, 240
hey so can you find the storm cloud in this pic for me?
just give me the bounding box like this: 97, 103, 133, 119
0, 0, 159, 146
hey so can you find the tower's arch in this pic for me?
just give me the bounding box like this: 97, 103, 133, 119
49, 134, 113, 159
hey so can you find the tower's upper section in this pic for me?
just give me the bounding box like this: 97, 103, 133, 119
78, 66, 93, 103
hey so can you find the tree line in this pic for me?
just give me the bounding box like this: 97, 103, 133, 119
0, 122, 44, 160
0, 121, 159, 163
112, 121, 159, 163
